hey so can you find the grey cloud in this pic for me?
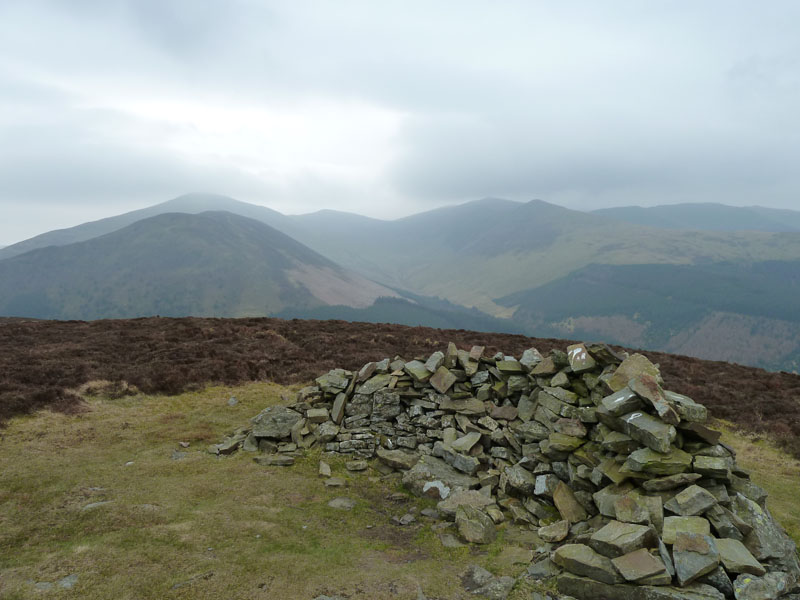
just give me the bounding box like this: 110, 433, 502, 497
2, 0, 800, 244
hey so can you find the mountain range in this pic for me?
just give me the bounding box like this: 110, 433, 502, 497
2, 193, 799, 372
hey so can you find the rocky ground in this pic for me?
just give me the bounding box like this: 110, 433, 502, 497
1, 317, 799, 458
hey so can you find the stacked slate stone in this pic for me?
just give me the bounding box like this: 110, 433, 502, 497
213, 342, 800, 600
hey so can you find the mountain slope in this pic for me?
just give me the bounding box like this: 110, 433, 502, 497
592, 203, 800, 232
287, 198, 800, 315
0, 211, 399, 320
497, 260, 800, 371
0, 193, 292, 261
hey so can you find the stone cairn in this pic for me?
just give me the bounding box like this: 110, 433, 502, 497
212, 342, 800, 600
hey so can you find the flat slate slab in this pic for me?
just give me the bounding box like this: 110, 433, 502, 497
612, 548, 668, 582
552, 544, 623, 585
589, 520, 658, 558
557, 573, 727, 600
716, 538, 766, 576
673, 533, 719, 586
662, 516, 711, 545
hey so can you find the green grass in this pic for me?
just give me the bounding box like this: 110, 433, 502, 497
1, 385, 797, 599
0, 383, 539, 600
718, 422, 800, 545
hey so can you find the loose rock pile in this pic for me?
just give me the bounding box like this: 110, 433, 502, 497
213, 342, 800, 600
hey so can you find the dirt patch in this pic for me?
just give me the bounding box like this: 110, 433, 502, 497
1, 316, 799, 457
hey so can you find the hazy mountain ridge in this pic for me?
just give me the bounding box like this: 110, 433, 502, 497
0, 211, 399, 320
2, 193, 800, 371
593, 202, 800, 232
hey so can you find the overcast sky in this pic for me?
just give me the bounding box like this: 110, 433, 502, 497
1, 1, 799, 244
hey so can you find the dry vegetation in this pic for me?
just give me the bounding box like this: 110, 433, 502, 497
2, 316, 799, 456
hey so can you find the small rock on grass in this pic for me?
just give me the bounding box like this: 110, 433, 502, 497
324, 477, 346, 488
345, 460, 368, 472
327, 497, 356, 510
253, 455, 294, 467
318, 461, 331, 477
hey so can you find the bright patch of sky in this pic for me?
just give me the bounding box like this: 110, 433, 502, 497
1, 0, 800, 243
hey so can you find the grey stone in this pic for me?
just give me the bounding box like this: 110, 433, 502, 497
514, 420, 550, 442
371, 388, 402, 422
315, 421, 340, 443
733, 572, 793, 600
402, 454, 478, 496
625, 447, 693, 476
358, 373, 392, 394
602, 430, 640, 454
614, 493, 650, 525
253, 455, 295, 466
539, 519, 570, 543
520, 347, 544, 370
437, 489, 496, 519
611, 548, 667, 582
328, 497, 356, 510
552, 544, 623, 584
345, 460, 368, 471
716, 538, 765, 576
472, 576, 515, 600
451, 431, 482, 453
730, 493, 788, 560
621, 411, 677, 454
567, 343, 597, 374
693, 456, 731, 480
527, 557, 561, 579
601, 388, 644, 417
607, 354, 661, 393
505, 464, 537, 495
593, 482, 636, 518
664, 485, 718, 516
456, 505, 496, 544
557, 573, 726, 600
697, 566, 733, 598
404, 360, 433, 383
589, 520, 658, 558
534, 473, 560, 497
553, 481, 589, 524
315, 371, 350, 393
425, 351, 445, 373
628, 373, 680, 425
673, 533, 719, 587
331, 393, 346, 424
662, 516, 711, 545
430, 366, 457, 394
376, 447, 419, 470
461, 564, 495, 591
643, 473, 703, 492
664, 390, 708, 423
251, 406, 303, 439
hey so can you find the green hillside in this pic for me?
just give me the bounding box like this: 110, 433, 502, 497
0, 211, 396, 320
497, 260, 800, 371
